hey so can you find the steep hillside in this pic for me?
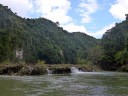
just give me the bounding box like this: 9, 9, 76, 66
100, 15, 128, 71
0, 4, 99, 64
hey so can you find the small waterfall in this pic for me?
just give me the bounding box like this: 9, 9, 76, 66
93, 69, 95, 72
71, 67, 79, 73
47, 69, 52, 74
71, 67, 84, 74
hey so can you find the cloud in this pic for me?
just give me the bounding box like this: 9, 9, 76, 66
88, 23, 115, 38
35, 0, 72, 24
79, 0, 98, 23
109, 0, 128, 20
0, 0, 33, 18
0, 0, 72, 24
62, 23, 87, 33
0, 0, 114, 38
62, 22, 115, 39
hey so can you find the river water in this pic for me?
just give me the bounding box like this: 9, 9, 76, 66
0, 72, 128, 96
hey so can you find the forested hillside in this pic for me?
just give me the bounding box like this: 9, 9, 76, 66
0, 4, 99, 64
2, 3, 128, 71
99, 15, 128, 71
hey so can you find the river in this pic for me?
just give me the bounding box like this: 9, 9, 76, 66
0, 72, 128, 96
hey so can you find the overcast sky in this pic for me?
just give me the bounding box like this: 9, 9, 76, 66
0, 0, 127, 38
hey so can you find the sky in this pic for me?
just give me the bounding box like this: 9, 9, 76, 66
0, 0, 128, 38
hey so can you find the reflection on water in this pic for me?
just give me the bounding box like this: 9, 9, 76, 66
0, 72, 128, 96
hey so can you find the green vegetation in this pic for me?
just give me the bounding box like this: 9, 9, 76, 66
1, 4, 128, 72
98, 15, 128, 71
0, 4, 99, 65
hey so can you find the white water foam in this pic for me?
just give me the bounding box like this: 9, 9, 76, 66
70, 67, 85, 74
47, 69, 52, 74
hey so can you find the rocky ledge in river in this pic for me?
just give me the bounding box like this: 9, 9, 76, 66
0, 64, 99, 76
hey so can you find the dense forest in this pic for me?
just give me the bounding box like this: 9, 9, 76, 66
99, 16, 128, 71
0, 4, 99, 65
1, 4, 128, 71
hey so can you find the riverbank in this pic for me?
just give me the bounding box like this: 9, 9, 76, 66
0, 64, 102, 76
